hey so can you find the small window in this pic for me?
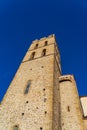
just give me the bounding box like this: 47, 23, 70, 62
67, 106, 70, 112
34, 44, 38, 49
13, 125, 19, 130
42, 49, 46, 56
24, 81, 31, 94
44, 41, 48, 46
30, 52, 35, 60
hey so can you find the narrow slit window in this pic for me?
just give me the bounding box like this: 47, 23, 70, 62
44, 41, 48, 46
30, 52, 35, 60
42, 49, 46, 56
24, 81, 31, 94
34, 44, 38, 49
13, 125, 19, 130
67, 106, 70, 112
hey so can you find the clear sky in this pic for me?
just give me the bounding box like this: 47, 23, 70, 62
0, 0, 87, 101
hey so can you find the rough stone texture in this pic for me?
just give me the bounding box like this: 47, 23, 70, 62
59, 75, 85, 130
52, 43, 61, 130
83, 119, 87, 130
0, 34, 86, 130
0, 34, 61, 130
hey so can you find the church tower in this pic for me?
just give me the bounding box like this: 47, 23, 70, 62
0, 34, 61, 130
0, 34, 85, 130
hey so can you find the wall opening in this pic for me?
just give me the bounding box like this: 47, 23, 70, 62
26, 101, 29, 103
34, 44, 38, 49
13, 125, 19, 130
42, 49, 46, 56
43, 88, 46, 91
30, 52, 35, 60
22, 113, 24, 116
24, 81, 31, 94
67, 106, 70, 112
40, 127, 43, 130
44, 98, 47, 102
44, 41, 48, 46
45, 111, 47, 114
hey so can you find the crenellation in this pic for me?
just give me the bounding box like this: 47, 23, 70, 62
39, 37, 47, 41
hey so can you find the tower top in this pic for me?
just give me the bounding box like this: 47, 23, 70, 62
32, 34, 56, 44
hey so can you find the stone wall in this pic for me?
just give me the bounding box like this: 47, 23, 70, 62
59, 75, 85, 130
0, 34, 85, 130
0, 35, 61, 130
52, 42, 61, 130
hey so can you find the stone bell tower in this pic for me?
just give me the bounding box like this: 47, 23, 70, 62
0, 34, 85, 130
0, 34, 61, 130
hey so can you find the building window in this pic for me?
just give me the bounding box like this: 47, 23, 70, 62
44, 41, 48, 46
42, 49, 46, 56
30, 52, 35, 60
34, 44, 38, 49
24, 81, 31, 94
67, 106, 70, 112
13, 125, 19, 130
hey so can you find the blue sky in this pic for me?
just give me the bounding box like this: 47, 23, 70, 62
0, 0, 87, 101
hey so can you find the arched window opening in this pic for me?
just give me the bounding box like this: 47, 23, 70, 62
13, 125, 19, 130
44, 41, 48, 46
24, 81, 31, 94
42, 49, 46, 56
30, 52, 35, 60
34, 44, 38, 49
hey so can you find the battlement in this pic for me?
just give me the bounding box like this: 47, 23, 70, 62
32, 34, 55, 43
27, 34, 57, 53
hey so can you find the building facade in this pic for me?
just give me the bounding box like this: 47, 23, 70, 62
0, 34, 87, 130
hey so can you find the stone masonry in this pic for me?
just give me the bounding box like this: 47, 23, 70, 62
0, 34, 87, 130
